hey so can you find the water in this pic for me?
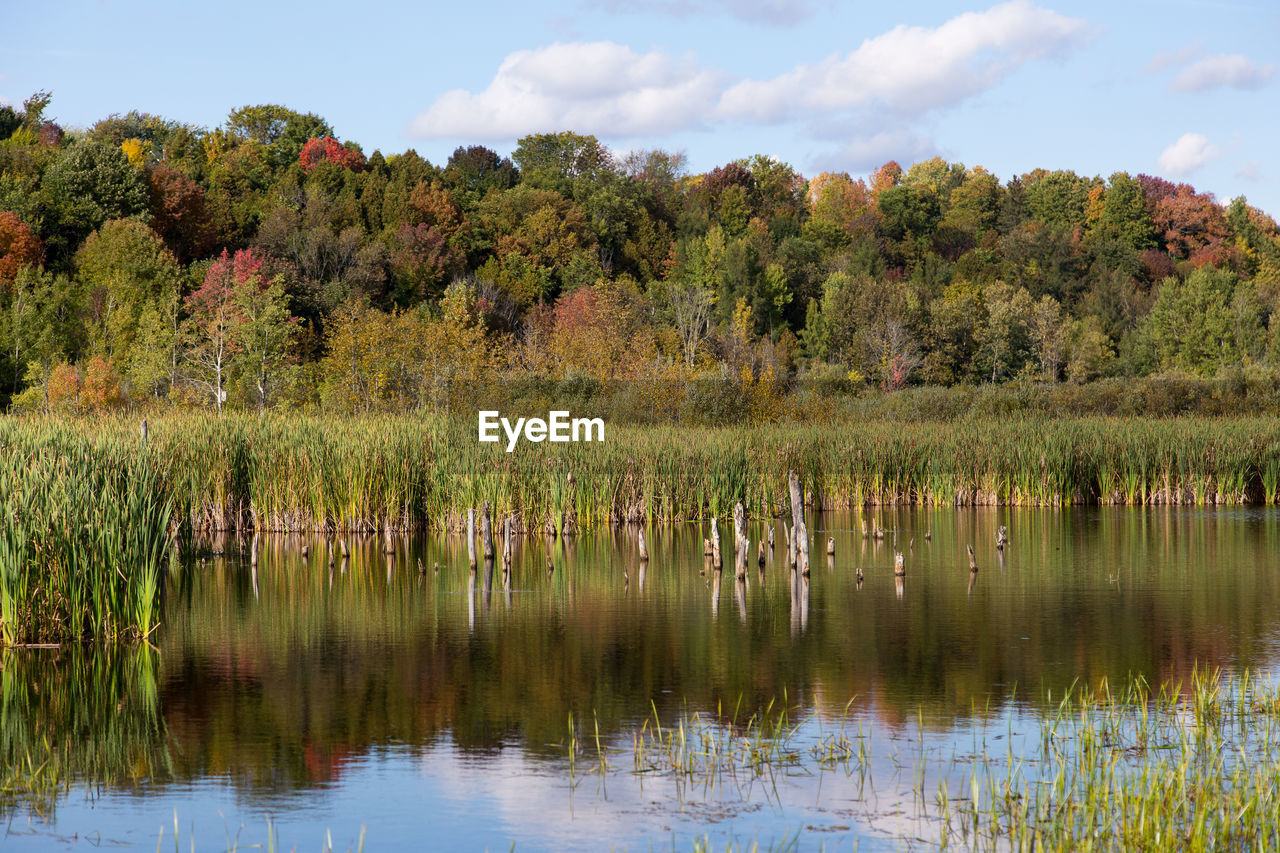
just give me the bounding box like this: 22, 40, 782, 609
7, 507, 1280, 850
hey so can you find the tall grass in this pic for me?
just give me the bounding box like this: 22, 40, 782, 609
3, 415, 1280, 541
0, 430, 173, 643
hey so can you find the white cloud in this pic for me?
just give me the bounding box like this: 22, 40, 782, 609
1172, 54, 1274, 92
1145, 44, 1200, 75
410, 42, 723, 140
816, 131, 938, 172
587, 0, 820, 26
1235, 161, 1262, 182
1157, 133, 1222, 177
717, 0, 1087, 122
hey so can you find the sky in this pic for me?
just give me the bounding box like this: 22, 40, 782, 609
4, 0, 1278, 211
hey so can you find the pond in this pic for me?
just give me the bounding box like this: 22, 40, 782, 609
6, 506, 1280, 851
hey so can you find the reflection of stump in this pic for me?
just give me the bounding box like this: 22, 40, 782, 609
894, 551, 906, 577
710, 519, 722, 569
481, 502, 494, 561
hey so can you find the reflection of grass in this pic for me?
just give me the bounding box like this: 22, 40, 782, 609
563, 671, 1280, 850
943, 668, 1280, 850
0, 645, 170, 816
156, 812, 367, 853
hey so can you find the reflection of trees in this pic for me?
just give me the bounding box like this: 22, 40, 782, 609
143, 508, 1280, 794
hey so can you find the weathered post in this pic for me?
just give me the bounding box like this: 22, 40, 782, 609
339, 538, 349, 559
383, 522, 395, 555
503, 515, 513, 568
767, 526, 775, 551
894, 551, 906, 577
996, 525, 1008, 551
250, 532, 259, 567
638, 528, 649, 562
968, 544, 978, 573
788, 470, 804, 543
481, 501, 494, 561
826, 536, 835, 556
757, 540, 765, 568
467, 508, 478, 569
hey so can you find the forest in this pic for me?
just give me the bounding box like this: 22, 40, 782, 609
2, 91, 1279, 421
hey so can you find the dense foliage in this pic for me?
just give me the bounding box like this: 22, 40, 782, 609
3, 93, 1280, 415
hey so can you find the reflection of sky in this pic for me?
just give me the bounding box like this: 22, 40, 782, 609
8, 706, 1056, 852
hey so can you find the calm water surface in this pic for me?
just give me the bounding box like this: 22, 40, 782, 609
7, 507, 1280, 850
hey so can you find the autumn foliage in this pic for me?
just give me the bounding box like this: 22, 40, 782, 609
0, 211, 44, 282
298, 136, 365, 172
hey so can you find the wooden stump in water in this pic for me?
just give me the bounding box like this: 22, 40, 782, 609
502, 516, 513, 568
467, 508, 478, 569
767, 526, 774, 551
996, 525, 1008, 551
757, 540, 766, 568
826, 536, 835, 556
894, 551, 905, 577
638, 529, 649, 562
383, 523, 395, 555
250, 532, 259, 567
301, 543, 310, 559
339, 538, 349, 558
968, 544, 978, 573
703, 537, 713, 556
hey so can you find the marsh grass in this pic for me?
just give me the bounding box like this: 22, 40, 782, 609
0, 431, 173, 643
4, 415, 1280, 543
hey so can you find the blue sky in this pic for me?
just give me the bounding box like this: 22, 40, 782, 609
5, 0, 1278, 211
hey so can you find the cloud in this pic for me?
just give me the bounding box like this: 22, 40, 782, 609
1235, 161, 1262, 182
1157, 133, 1222, 177
409, 2, 1088, 159
717, 0, 1087, 123
586, 0, 820, 26
820, 131, 938, 172
1171, 54, 1274, 92
1144, 43, 1200, 75
410, 42, 723, 140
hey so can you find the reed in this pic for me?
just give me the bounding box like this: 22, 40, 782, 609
3, 415, 1280, 545
0, 429, 173, 643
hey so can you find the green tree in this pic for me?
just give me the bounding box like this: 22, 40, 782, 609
75, 219, 181, 394
226, 104, 333, 170
1140, 267, 1242, 376
39, 141, 149, 262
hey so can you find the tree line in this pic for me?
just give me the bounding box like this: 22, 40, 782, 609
1, 91, 1278, 416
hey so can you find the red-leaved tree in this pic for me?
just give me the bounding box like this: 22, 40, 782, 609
299, 137, 365, 172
